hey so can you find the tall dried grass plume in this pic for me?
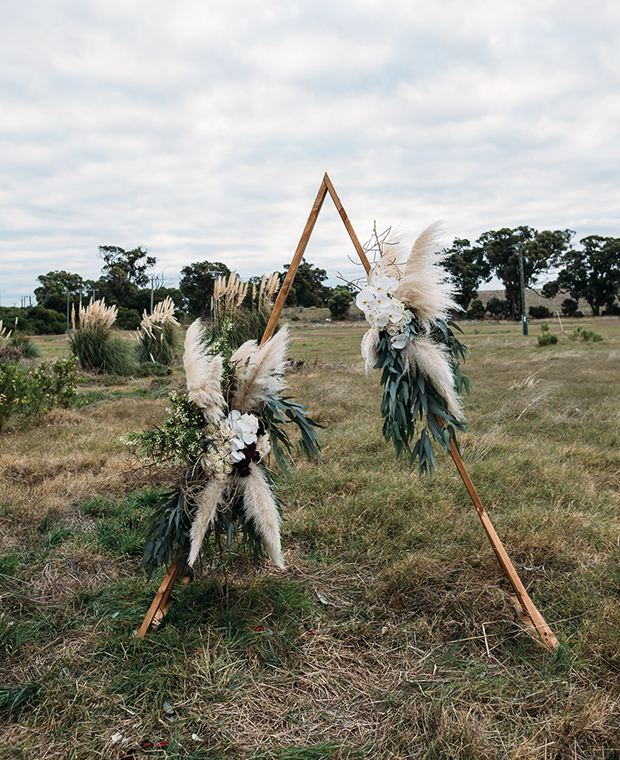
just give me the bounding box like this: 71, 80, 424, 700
372, 223, 461, 324
231, 325, 289, 413
183, 319, 226, 424
137, 296, 179, 365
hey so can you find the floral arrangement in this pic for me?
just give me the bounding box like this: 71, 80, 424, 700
356, 223, 470, 476
125, 273, 321, 578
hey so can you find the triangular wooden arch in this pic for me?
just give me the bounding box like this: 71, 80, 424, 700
137, 173, 557, 649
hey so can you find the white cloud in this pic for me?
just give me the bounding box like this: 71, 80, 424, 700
1, 0, 620, 305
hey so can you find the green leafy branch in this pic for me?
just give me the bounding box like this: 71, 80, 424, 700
375, 322, 468, 477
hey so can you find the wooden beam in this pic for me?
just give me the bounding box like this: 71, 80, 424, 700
260, 177, 329, 347
448, 437, 558, 649
323, 173, 372, 275
137, 174, 333, 636
136, 549, 186, 638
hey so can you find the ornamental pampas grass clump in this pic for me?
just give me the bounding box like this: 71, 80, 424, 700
69, 298, 133, 374
0, 320, 21, 365
136, 296, 179, 365
209, 271, 280, 354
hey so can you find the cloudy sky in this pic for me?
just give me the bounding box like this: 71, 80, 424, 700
1, 0, 619, 306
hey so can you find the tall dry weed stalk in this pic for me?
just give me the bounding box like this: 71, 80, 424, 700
136, 297, 179, 365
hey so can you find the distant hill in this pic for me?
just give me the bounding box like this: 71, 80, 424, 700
476, 288, 590, 315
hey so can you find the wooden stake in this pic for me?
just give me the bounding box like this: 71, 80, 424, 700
260, 177, 329, 347
136, 549, 186, 638
137, 175, 333, 636
448, 437, 557, 649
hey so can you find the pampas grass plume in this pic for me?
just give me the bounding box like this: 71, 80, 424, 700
361, 328, 380, 374
395, 222, 461, 323
404, 337, 463, 419
242, 464, 284, 569
188, 477, 229, 566
231, 325, 289, 413
184, 319, 225, 424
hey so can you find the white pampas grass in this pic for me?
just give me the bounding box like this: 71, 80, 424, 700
403, 337, 463, 420
394, 222, 461, 324
241, 463, 284, 569
231, 325, 289, 413
75, 298, 118, 330
184, 320, 225, 425
230, 339, 258, 373
360, 328, 380, 374
188, 477, 230, 567
139, 296, 179, 335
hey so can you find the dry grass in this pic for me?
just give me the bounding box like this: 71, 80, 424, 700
1, 318, 620, 758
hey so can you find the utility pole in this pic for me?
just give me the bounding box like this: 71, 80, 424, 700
518, 247, 528, 336
150, 276, 154, 314
66, 290, 71, 333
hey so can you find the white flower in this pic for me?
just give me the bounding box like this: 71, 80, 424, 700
236, 413, 259, 444
391, 332, 409, 349
355, 287, 377, 312
369, 308, 390, 328
383, 301, 405, 323
372, 275, 399, 294
230, 448, 246, 463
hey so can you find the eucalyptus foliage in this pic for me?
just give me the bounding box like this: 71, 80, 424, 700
375, 317, 470, 476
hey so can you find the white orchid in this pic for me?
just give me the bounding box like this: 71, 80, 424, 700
355, 287, 377, 312
372, 275, 399, 294
391, 332, 409, 349
356, 279, 413, 350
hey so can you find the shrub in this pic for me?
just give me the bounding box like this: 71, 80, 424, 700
537, 327, 558, 346
486, 297, 510, 320
136, 297, 179, 365
568, 326, 603, 342
116, 306, 141, 331
328, 287, 354, 320
561, 298, 580, 317
529, 305, 552, 319
602, 302, 620, 316
0, 357, 79, 431
9, 332, 39, 358
69, 299, 134, 375
466, 299, 486, 320
0, 307, 65, 336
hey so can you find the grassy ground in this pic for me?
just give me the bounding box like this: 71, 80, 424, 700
1, 318, 620, 758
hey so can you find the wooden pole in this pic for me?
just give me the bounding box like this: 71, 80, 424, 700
260, 177, 329, 347
136, 549, 186, 638
323, 173, 372, 274
448, 436, 557, 649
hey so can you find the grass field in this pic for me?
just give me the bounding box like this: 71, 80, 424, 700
1, 316, 620, 759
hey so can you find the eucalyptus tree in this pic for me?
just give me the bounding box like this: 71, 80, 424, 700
542, 235, 620, 316
478, 226, 573, 320
442, 238, 492, 312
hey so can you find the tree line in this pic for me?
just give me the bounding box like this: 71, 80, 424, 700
3, 227, 619, 334
444, 226, 620, 319
0, 246, 347, 334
